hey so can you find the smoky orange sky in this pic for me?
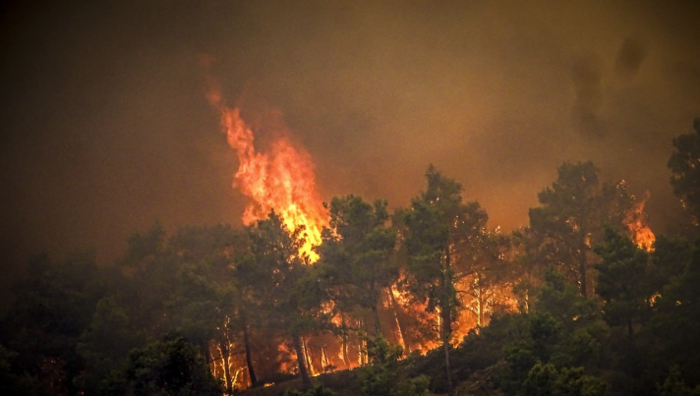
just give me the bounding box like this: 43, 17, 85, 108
1, 0, 699, 305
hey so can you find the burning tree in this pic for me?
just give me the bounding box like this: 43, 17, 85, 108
451, 207, 513, 332
528, 162, 640, 298
398, 165, 492, 396
164, 225, 247, 393
318, 195, 399, 343
236, 212, 329, 389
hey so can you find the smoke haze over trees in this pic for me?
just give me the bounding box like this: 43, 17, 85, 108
2, 0, 700, 304
3, 146, 700, 394
1, 2, 700, 394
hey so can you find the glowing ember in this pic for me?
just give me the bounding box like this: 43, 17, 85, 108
205, 84, 327, 262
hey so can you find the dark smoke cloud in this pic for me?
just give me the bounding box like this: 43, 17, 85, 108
1, 0, 700, 307
615, 37, 648, 81
571, 54, 605, 138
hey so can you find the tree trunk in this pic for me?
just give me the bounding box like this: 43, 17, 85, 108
475, 280, 484, 328
387, 288, 410, 354
340, 314, 350, 369
440, 302, 453, 396
320, 347, 328, 371
579, 249, 588, 298
369, 282, 382, 337
293, 335, 312, 389
242, 321, 257, 386
359, 335, 367, 366
441, 249, 454, 396
219, 339, 233, 395
357, 319, 367, 366
370, 302, 382, 337
303, 336, 316, 376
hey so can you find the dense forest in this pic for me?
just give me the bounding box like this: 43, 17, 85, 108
2, 119, 700, 396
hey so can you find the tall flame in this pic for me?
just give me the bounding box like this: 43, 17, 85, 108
206, 84, 327, 262
627, 191, 656, 252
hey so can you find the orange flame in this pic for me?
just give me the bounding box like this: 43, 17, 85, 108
206, 85, 327, 262
627, 192, 656, 252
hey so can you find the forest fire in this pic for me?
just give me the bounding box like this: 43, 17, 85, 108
192, 59, 666, 394
205, 86, 327, 262
627, 192, 656, 252
6, 2, 700, 395
195, 103, 522, 389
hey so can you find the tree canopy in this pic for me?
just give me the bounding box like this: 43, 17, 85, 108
2, 118, 700, 396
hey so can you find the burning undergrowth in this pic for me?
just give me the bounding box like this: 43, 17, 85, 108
195, 70, 659, 392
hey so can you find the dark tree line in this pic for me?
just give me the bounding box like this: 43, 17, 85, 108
2, 118, 700, 396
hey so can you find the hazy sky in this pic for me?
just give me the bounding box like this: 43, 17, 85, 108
2, 0, 699, 303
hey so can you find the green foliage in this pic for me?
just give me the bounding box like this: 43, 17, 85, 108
402, 375, 431, 396
360, 336, 403, 396
650, 236, 692, 292
530, 270, 603, 369
522, 362, 559, 396
359, 335, 428, 396
453, 313, 530, 372
528, 161, 634, 297
6, 152, 700, 396
165, 268, 230, 348
0, 344, 41, 396
489, 267, 608, 395
399, 165, 493, 395
117, 223, 179, 336
554, 327, 602, 369
0, 252, 106, 395
660, 366, 700, 396
522, 363, 606, 396
649, 238, 700, 387
495, 340, 539, 394
122, 336, 222, 396
239, 212, 308, 322
284, 383, 338, 396
668, 118, 700, 227
554, 366, 607, 396
400, 165, 472, 315
534, 268, 598, 329
400, 199, 454, 310
75, 295, 141, 394
526, 283, 600, 373
529, 312, 561, 363
319, 195, 397, 335
238, 211, 329, 387
594, 226, 651, 337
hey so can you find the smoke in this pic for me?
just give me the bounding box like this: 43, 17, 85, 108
571, 54, 605, 138
615, 37, 648, 81
1, 0, 700, 306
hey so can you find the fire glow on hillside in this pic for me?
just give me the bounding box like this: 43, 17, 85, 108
201, 64, 655, 392
201, 73, 520, 389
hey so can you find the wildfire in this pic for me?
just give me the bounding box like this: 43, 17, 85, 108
200, 61, 519, 388
205, 82, 327, 262
627, 192, 656, 252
